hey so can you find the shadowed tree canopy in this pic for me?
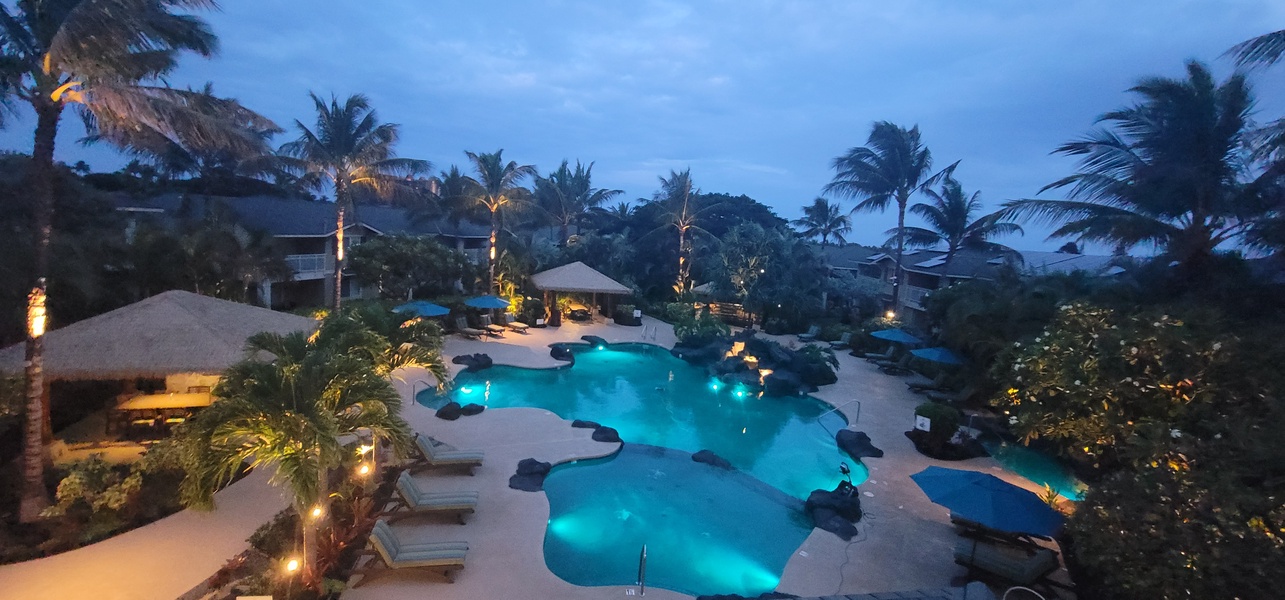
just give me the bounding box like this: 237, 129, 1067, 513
792, 197, 852, 246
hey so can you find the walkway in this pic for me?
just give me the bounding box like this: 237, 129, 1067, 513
0, 466, 291, 600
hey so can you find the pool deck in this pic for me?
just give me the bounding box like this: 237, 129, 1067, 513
356, 317, 1053, 599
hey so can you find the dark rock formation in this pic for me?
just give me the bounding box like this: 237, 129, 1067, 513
836, 429, 884, 459
591, 426, 621, 443
671, 343, 725, 366
550, 346, 575, 363
692, 449, 734, 470
763, 370, 804, 397
904, 430, 989, 460
459, 403, 485, 416
435, 401, 462, 421
805, 486, 863, 540
450, 353, 493, 372
508, 458, 553, 492
571, 419, 600, 429
580, 335, 609, 348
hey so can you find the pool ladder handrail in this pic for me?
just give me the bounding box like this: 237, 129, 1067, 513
637, 544, 647, 595
818, 399, 861, 436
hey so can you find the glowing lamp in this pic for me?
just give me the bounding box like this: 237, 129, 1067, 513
27, 286, 46, 338
460, 386, 473, 394
311, 506, 324, 519
358, 464, 371, 476
286, 558, 300, 573
884, 310, 896, 320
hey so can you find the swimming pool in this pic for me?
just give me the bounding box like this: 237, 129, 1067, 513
980, 436, 1087, 500
422, 342, 863, 596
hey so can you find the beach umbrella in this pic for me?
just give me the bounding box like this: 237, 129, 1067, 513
911, 347, 965, 365
910, 466, 1064, 537
392, 300, 450, 318
464, 295, 511, 309
870, 328, 923, 345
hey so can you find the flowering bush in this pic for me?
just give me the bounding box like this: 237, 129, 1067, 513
991, 303, 1223, 468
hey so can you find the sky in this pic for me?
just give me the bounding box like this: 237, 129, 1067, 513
2, 0, 1284, 251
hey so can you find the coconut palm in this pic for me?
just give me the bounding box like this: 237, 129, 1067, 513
0, 0, 277, 523
279, 93, 430, 309
824, 122, 947, 311
893, 178, 1023, 278
791, 197, 852, 246
999, 61, 1281, 272
412, 164, 485, 228
317, 304, 449, 385
464, 149, 536, 293
177, 329, 411, 588
533, 160, 623, 245
1228, 29, 1285, 69
649, 169, 721, 295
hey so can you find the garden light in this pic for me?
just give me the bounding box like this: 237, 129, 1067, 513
286, 558, 300, 573
885, 310, 896, 320
311, 506, 324, 519
358, 463, 371, 476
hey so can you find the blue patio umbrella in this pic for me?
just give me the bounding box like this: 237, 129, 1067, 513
870, 328, 923, 345
392, 300, 451, 318
911, 347, 966, 365
910, 466, 1065, 537
464, 295, 511, 309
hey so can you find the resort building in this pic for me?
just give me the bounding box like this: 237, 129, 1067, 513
111, 194, 491, 309
821, 245, 1127, 326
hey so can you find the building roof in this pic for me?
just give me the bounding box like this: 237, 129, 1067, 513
821, 243, 1127, 281
1016, 251, 1121, 276
0, 290, 318, 380
110, 194, 490, 239
816, 244, 883, 270
531, 261, 632, 294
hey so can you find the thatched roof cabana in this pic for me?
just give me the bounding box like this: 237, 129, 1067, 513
0, 290, 317, 381
531, 261, 631, 294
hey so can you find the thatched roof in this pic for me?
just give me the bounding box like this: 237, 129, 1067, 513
0, 290, 317, 380
531, 261, 631, 294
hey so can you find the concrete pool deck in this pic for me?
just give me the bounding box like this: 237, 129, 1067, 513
355, 318, 1056, 599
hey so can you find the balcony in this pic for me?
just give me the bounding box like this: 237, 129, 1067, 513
285, 253, 329, 281
901, 285, 934, 311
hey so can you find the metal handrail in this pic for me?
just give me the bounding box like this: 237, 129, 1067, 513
818, 399, 861, 436
637, 544, 647, 596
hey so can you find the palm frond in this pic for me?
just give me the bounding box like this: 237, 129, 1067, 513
1227, 29, 1285, 69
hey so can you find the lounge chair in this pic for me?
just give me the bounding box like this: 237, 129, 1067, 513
350, 520, 468, 586
503, 313, 530, 334
382, 471, 478, 524
797, 325, 820, 342
407, 434, 485, 475
875, 354, 912, 375
829, 332, 853, 350
454, 317, 485, 340
953, 537, 1059, 587
907, 372, 949, 393
478, 315, 505, 337
862, 345, 895, 362
926, 385, 977, 405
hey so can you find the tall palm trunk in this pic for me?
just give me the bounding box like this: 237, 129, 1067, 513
333, 178, 348, 310
302, 461, 329, 588
891, 192, 907, 313
675, 226, 688, 295
488, 205, 499, 293
559, 221, 570, 247
19, 98, 64, 523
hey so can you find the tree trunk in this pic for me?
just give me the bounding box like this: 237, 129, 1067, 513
333, 202, 345, 310
488, 206, 499, 294
19, 99, 64, 523
559, 221, 569, 247
675, 226, 688, 296
303, 461, 329, 588
891, 192, 907, 314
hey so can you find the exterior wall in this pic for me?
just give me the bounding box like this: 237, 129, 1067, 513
163, 373, 220, 393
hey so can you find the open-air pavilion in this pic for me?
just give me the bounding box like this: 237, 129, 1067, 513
530, 261, 632, 326
0, 290, 317, 447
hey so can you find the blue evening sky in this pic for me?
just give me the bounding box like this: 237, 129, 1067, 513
2, 1, 1283, 251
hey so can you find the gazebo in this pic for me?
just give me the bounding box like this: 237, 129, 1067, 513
0, 290, 317, 437
530, 261, 632, 326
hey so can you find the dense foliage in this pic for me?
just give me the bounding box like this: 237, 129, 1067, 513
346, 235, 471, 300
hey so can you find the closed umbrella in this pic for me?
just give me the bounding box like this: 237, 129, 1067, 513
870, 328, 923, 345
393, 300, 450, 318
464, 295, 511, 309
910, 466, 1064, 537
911, 347, 965, 365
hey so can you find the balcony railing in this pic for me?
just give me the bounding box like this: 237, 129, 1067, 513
285, 253, 328, 280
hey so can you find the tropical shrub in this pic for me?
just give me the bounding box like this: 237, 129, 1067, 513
661, 302, 694, 324
794, 344, 839, 386
673, 311, 730, 347
914, 402, 961, 451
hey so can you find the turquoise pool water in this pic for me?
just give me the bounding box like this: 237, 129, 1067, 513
421, 342, 862, 596
980, 437, 1087, 500
544, 445, 812, 597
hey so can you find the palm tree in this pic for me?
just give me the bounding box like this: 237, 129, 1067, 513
318, 304, 449, 385
792, 197, 853, 245
650, 169, 720, 295
412, 164, 484, 228
463, 150, 536, 293
177, 329, 411, 588
533, 160, 623, 245
1228, 29, 1285, 69
0, 0, 276, 523
999, 61, 1280, 272
279, 93, 430, 309
824, 122, 947, 312
894, 177, 1023, 278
